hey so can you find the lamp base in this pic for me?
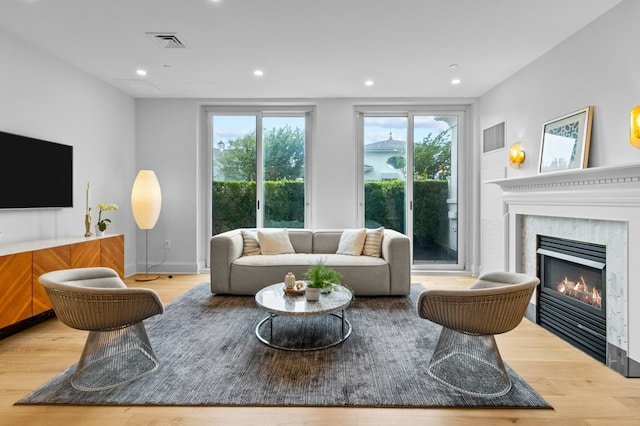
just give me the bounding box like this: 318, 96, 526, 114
135, 274, 159, 282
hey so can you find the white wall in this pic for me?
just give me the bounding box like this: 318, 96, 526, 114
134, 100, 200, 273
0, 29, 137, 274
313, 100, 360, 228
478, 0, 640, 271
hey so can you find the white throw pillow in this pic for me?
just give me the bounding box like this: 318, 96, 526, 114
362, 227, 384, 257
257, 229, 295, 255
336, 228, 367, 256
241, 230, 261, 256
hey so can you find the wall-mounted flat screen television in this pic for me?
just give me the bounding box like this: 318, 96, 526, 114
0, 130, 73, 209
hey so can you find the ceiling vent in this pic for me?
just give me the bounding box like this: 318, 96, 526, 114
146, 32, 187, 49
114, 79, 162, 94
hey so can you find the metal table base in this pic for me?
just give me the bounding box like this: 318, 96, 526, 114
255, 310, 352, 351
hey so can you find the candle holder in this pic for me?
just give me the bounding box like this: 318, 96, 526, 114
84, 210, 92, 237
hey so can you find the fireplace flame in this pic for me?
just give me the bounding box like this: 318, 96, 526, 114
555, 275, 602, 310
557, 277, 568, 294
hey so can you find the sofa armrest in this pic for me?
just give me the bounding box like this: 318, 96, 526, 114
210, 229, 244, 293
381, 229, 411, 295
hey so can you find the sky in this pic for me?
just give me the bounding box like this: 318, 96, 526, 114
212, 115, 454, 147
364, 116, 452, 145
213, 116, 304, 146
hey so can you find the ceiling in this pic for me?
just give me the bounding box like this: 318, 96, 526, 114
0, 0, 623, 99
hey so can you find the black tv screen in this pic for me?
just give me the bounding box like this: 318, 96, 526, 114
0, 130, 73, 209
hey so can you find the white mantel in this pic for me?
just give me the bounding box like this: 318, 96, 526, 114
488, 163, 640, 203
488, 163, 640, 377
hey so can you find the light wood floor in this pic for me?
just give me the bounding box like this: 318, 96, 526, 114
2, 274, 639, 426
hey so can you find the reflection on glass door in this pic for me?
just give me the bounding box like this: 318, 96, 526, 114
362, 113, 459, 267
363, 116, 407, 233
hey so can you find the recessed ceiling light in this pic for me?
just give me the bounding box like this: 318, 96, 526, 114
136, 69, 148, 77
254, 69, 264, 77
365, 80, 374, 86
451, 78, 461, 85
449, 64, 458, 69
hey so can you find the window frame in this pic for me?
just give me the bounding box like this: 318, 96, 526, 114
201, 104, 315, 267
355, 104, 467, 271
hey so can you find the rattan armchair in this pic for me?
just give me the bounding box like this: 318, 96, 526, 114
417, 271, 539, 397
38, 267, 164, 391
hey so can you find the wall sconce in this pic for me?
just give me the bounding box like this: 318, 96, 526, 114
630, 105, 640, 148
509, 141, 526, 168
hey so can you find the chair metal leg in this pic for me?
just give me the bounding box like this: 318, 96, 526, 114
72, 321, 159, 391
426, 326, 511, 397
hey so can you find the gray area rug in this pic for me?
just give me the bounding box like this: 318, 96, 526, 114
16, 283, 551, 408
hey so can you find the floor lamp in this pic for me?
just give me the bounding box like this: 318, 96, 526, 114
131, 170, 162, 282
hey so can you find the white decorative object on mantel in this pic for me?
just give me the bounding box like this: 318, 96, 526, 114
488, 163, 640, 378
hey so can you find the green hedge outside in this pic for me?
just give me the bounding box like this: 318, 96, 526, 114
364, 180, 449, 247
212, 181, 304, 234
212, 181, 256, 234
213, 180, 449, 247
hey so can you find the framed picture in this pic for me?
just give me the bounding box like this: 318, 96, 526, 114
538, 106, 593, 174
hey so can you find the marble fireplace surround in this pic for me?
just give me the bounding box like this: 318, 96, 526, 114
489, 164, 640, 377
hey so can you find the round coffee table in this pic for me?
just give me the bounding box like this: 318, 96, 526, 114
254, 282, 352, 351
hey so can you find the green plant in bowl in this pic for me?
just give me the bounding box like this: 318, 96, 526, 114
303, 259, 342, 291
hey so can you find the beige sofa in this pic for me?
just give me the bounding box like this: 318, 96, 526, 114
210, 228, 411, 296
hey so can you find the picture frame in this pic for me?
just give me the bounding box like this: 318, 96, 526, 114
538, 106, 593, 174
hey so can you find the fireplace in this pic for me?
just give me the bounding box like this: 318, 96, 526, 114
537, 235, 606, 363
488, 164, 639, 376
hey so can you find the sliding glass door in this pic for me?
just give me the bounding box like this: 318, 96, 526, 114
362, 116, 408, 233
412, 115, 458, 267
360, 110, 462, 269
211, 114, 257, 234
208, 109, 311, 235
261, 116, 306, 228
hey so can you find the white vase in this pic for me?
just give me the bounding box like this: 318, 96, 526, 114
95, 225, 105, 237
305, 287, 320, 301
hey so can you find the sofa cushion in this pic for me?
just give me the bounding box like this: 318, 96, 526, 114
241, 230, 261, 256
235, 253, 321, 268
233, 253, 386, 268
363, 227, 384, 257
336, 228, 367, 255
312, 230, 343, 253
287, 229, 313, 253
231, 253, 390, 296
257, 229, 295, 254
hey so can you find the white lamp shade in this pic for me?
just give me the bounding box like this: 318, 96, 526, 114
131, 170, 162, 230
